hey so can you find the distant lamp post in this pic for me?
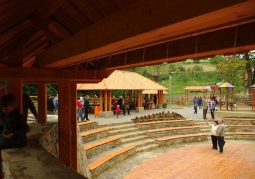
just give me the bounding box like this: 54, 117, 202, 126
168, 69, 172, 110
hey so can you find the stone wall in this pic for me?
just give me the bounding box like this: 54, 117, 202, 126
39, 124, 59, 158
77, 128, 91, 179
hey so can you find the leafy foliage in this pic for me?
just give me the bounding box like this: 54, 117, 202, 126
216, 57, 246, 86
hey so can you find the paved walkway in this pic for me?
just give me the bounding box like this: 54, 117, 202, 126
88, 106, 223, 125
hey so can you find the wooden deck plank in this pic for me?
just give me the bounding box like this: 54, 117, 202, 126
125, 143, 255, 179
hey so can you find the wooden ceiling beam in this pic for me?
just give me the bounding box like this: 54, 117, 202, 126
36, 0, 255, 68
0, 67, 108, 81
29, 15, 62, 44
33, 0, 66, 20
98, 23, 255, 69
0, 26, 41, 59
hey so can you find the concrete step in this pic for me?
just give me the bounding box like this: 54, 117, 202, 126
98, 121, 133, 127
123, 138, 156, 148
109, 127, 141, 135
107, 123, 137, 130
118, 131, 147, 139
136, 143, 159, 153
121, 135, 148, 144
88, 146, 123, 164
200, 128, 210, 132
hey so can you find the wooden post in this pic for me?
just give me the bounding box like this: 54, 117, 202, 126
100, 90, 103, 111
104, 90, 108, 111
8, 79, 23, 113
108, 90, 111, 111
58, 80, 77, 171
37, 83, 47, 123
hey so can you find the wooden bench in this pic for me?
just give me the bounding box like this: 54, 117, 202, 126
156, 133, 208, 146
146, 126, 200, 138
233, 132, 255, 140
80, 127, 109, 143
222, 118, 255, 125
84, 136, 121, 159
228, 125, 255, 132
136, 119, 194, 130
88, 146, 136, 178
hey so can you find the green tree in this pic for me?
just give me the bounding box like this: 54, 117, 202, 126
216, 57, 246, 86
209, 55, 225, 64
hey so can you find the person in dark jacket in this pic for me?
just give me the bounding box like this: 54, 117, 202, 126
47, 95, 55, 115
0, 93, 29, 149
23, 93, 38, 122
83, 95, 90, 121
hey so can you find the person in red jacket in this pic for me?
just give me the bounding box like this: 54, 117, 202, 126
76, 98, 83, 122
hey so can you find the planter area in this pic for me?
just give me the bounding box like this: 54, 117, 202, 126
131, 111, 186, 123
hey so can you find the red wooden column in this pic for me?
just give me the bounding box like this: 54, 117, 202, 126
108, 90, 112, 111
8, 79, 23, 112
37, 83, 47, 123
58, 80, 77, 171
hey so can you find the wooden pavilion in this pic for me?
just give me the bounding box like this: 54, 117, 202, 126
77, 70, 168, 115
184, 86, 208, 104
1, 0, 255, 175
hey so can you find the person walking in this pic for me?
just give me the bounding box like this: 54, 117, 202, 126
83, 95, 90, 121
209, 98, 216, 119
193, 97, 198, 115
208, 121, 218, 150
76, 98, 83, 122
202, 96, 208, 119
53, 94, 58, 115
216, 119, 226, 154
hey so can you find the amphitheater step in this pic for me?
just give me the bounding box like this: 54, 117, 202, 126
98, 121, 133, 127
88, 146, 136, 179
136, 143, 159, 153
121, 135, 148, 144
107, 123, 137, 130
84, 136, 121, 159
123, 138, 156, 148
88, 146, 124, 164
118, 131, 147, 139
109, 127, 141, 135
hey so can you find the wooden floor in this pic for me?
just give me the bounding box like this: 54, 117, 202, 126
124, 143, 255, 179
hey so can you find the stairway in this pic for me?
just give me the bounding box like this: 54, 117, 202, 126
100, 121, 159, 153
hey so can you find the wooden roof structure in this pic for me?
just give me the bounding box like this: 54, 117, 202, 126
77, 70, 167, 90
1, 0, 255, 175
184, 86, 208, 91
0, 0, 255, 73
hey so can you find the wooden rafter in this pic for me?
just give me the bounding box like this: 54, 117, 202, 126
36, 0, 255, 68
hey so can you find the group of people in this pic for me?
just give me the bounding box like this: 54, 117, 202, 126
77, 95, 90, 122
113, 98, 131, 118
208, 119, 226, 154
47, 94, 58, 115
193, 96, 217, 119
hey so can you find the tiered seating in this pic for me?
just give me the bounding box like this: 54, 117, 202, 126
88, 146, 136, 179
156, 133, 208, 146
146, 126, 201, 138
136, 119, 194, 130
78, 121, 136, 178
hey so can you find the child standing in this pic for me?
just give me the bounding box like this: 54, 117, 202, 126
115, 105, 121, 118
